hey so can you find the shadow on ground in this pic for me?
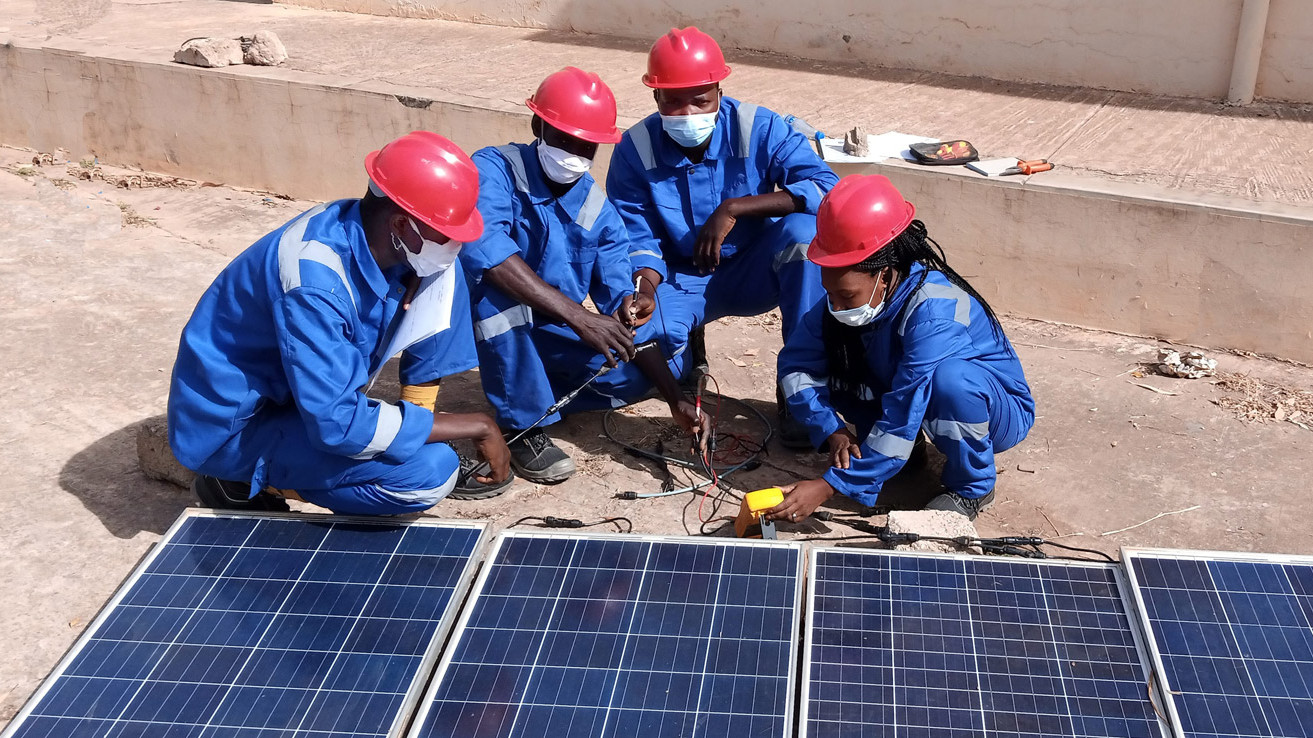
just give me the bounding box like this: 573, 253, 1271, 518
59, 419, 193, 539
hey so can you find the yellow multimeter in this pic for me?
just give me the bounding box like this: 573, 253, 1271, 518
735, 487, 785, 539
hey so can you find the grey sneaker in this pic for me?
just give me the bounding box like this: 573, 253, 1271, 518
448, 456, 515, 501
924, 489, 996, 521
192, 475, 290, 512
506, 428, 575, 484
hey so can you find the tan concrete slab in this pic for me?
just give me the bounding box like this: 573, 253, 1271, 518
3, 0, 1312, 207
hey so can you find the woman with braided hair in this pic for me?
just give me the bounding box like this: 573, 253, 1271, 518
767, 175, 1034, 522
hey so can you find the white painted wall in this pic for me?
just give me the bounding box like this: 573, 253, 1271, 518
274, 0, 1309, 103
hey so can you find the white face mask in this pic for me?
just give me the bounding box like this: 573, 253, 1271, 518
537, 140, 592, 184
393, 218, 461, 277
660, 111, 718, 148
827, 282, 885, 327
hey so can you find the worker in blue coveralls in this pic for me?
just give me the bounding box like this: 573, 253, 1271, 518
167, 131, 513, 514
603, 26, 840, 447
461, 67, 710, 486
767, 175, 1035, 522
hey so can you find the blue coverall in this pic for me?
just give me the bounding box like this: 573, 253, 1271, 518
602, 96, 840, 383
778, 265, 1035, 505
460, 142, 653, 430
168, 200, 477, 515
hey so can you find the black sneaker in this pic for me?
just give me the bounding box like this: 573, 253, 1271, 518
505, 428, 575, 484
678, 324, 709, 392
776, 385, 813, 450
924, 489, 996, 521
192, 475, 290, 512
448, 456, 515, 501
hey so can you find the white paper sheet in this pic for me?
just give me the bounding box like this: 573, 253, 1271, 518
820, 131, 940, 163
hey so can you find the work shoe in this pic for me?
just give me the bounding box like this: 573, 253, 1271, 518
679, 325, 709, 392
776, 385, 813, 450
192, 475, 290, 512
505, 428, 575, 484
924, 489, 996, 521
448, 456, 515, 501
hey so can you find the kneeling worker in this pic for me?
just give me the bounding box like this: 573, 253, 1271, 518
462, 67, 707, 485
768, 175, 1035, 522
168, 131, 511, 514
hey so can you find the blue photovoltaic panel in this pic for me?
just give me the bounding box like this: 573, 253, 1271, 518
408, 532, 804, 738
803, 548, 1166, 738
3, 510, 485, 738
1125, 549, 1313, 738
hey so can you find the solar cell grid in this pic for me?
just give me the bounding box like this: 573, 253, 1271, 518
408, 532, 803, 738
3, 511, 485, 738
803, 548, 1165, 738
1125, 549, 1313, 738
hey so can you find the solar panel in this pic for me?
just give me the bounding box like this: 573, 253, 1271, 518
407, 531, 804, 738
803, 548, 1167, 738
2, 510, 486, 738
1124, 549, 1313, 738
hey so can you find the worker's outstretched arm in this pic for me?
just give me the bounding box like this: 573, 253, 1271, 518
628, 340, 710, 454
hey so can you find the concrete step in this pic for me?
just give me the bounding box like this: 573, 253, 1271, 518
1, 0, 1311, 361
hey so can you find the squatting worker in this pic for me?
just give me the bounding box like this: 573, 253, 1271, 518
460, 67, 709, 489
603, 27, 840, 445
167, 131, 512, 515
768, 175, 1035, 523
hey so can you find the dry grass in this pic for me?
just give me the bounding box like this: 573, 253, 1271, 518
1213, 371, 1313, 429
117, 202, 156, 228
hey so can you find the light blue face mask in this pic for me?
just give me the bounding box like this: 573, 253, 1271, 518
660, 111, 718, 148
827, 282, 885, 327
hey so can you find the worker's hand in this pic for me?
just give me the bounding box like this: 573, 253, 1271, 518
693, 203, 737, 274
629, 267, 661, 327
570, 309, 636, 368
473, 421, 511, 484
400, 271, 421, 310
614, 295, 638, 333
629, 292, 656, 327
670, 399, 711, 455
826, 429, 863, 469
765, 479, 836, 523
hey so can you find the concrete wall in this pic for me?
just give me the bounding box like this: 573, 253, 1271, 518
3, 41, 1310, 361
274, 0, 1310, 103
862, 164, 1313, 363
0, 44, 528, 203
1256, 0, 1313, 103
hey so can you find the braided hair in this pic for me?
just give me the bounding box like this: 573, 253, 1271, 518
822, 219, 1003, 395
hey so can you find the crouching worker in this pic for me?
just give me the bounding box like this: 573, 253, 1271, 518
462, 67, 709, 485
167, 131, 511, 515
767, 175, 1034, 522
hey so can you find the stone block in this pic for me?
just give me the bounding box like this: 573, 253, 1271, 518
174, 38, 243, 68
136, 415, 195, 489
243, 30, 287, 66
885, 509, 980, 554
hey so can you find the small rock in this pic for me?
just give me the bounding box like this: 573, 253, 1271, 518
137, 415, 195, 489
886, 510, 980, 554
243, 30, 287, 66
174, 38, 244, 68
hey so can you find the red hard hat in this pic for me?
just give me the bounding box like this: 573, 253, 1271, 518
364, 131, 483, 242
526, 67, 622, 144
808, 175, 916, 268
642, 26, 732, 89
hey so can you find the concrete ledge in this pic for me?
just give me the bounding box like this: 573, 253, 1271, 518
2, 39, 1310, 362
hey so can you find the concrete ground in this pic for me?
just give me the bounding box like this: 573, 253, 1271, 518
3, 147, 1313, 725
3, 0, 1313, 208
